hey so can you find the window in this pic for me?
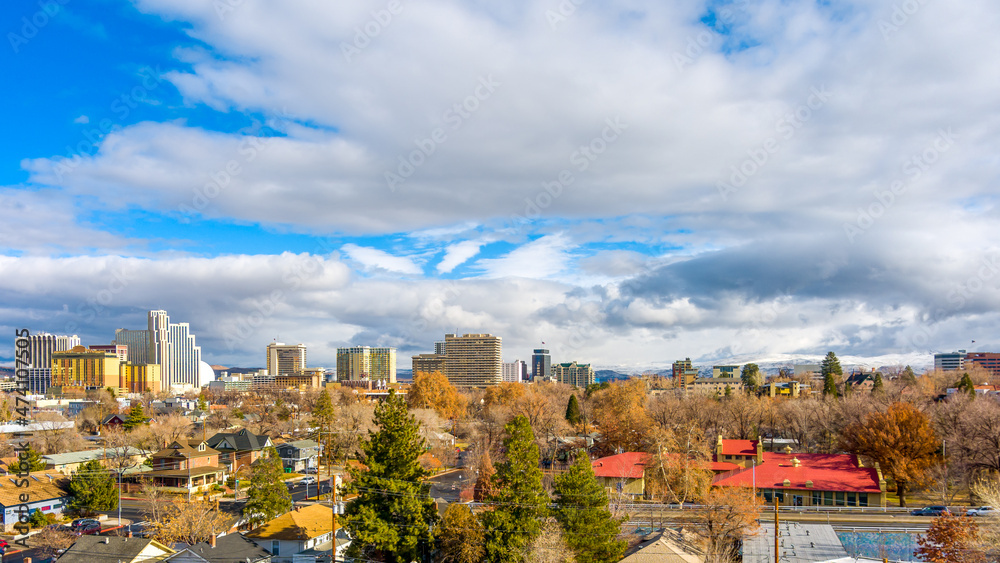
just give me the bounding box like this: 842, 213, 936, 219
824, 491, 833, 506
859, 493, 869, 507
847, 493, 857, 507
763, 490, 772, 503
836, 492, 845, 506
271, 541, 280, 556
812, 491, 821, 506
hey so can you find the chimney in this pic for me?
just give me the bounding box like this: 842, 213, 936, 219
210, 534, 217, 548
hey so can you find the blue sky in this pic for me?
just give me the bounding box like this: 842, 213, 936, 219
2, 0, 999, 371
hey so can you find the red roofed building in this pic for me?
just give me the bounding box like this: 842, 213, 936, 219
592, 452, 650, 496
712, 451, 886, 508
715, 436, 763, 468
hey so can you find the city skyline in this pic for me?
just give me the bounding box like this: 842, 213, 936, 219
3, 1, 999, 370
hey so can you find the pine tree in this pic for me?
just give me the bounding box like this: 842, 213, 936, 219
18, 445, 47, 472
480, 415, 549, 563
740, 363, 762, 391
903, 365, 917, 384
343, 390, 437, 563
123, 403, 147, 431
957, 373, 977, 397
553, 454, 627, 563
821, 351, 843, 378
197, 395, 208, 411
243, 447, 292, 528
69, 460, 118, 515
823, 373, 840, 398
871, 372, 884, 394
565, 394, 582, 426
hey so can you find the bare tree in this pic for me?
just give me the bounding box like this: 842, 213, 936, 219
154, 500, 234, 545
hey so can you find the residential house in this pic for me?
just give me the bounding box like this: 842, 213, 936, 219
43, 447, 152, 475
165, 532, 272, 563
245, 504, 342, 563
592, 451, 739, 498
55, 535, 175, 563
0, 471, 71, 532
619, 529, 703, 563
207, 429, 274, 473
100, 413, 129, 427
275, 440, 319, 473
144, 440, 226, 496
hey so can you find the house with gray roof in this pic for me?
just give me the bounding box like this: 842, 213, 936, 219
207, 429, 273, 472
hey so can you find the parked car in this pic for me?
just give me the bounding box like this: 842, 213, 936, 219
303, 467, 319, 474
911, 506, 951, 516
967, 506, 995, 517
0, 538, 9, 553
74, 521, 102, 535
70, 518, 100, 530
300, 476, 317, 485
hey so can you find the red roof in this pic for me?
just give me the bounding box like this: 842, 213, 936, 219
591, 453, 651, 479
719, 439, 758, 456
712, 452, 881, 493
709, 461, 741, 472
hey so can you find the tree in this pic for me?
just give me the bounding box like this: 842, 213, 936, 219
243, 447, 292, 528
17, 445, 47, 472
971, 479, 1000, 558
821, 351, 843, 378
553, 454, 626, 563
123, 403, 148, 431
526, 519, 576, 563
480, 415, 549, 563
69, 460, 118, 515
645, 424, 714, 505
740, 363, 762, 391
840, 402, 938, 506
30, 524, 77, 559
311, 388, 335, 481
590, 380, 651, 455
156, 500, 234, 545
197, 395, 208, 411
957, 373, 977, 397
343, 390, 437, 563
408, 371, 467, 420
871, 372, 884, 394
565, 394, 582, 426
915, 513, 986, 563
473, 449, 497, 502
697, 487, 760, 562
435, 503, 485, 563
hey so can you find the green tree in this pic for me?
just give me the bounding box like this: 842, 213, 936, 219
480, 415, 549, 563
565, 394, 582, 426
871, 372, 884, 394
821, 351, 843, 378
243, 447, 293, 528
823, 373, 840, 398
740, 363, 762, 391
435, 503, 485, 563
957, 373, 977, 397
553, 454, 626, 563
69, 460, 118, 514
903, 365, 917, 384
197, 395, 208, 411
343, 390, 437, 563
123, 403, 148, 431
18, 445, 47, 472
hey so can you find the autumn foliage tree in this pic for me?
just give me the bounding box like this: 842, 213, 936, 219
840, 402, 938, 506
591, 379, 651, 455
915, 513, 986, 563
698, 486, 760, 561
407, 370, 467, 420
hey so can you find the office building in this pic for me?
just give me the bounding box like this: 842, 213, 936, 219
532, 349, 551, 380
713, 365, 740, 378
672, 358, 699, 387
25, 333, 80, 394
502, 360, 527, 383
934, 351, 966, 371
266, 342, 308, 376
411, 353, 446, 376
90, 344, 128, 362
964, 352, 1000, 377
444, 333, 502, 387
51, 346, 121, 391
434, 341, 447, 356
337, 346, 397, 383
552, 361, 595, 388
119, 363, 162, 394
114, 310, 203, 390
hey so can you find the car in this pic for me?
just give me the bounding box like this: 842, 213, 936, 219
303, 467, 319, 474
70, 518, 100, 530
967, 506, 995, 517
911, 506, 951, 516
74, 521, 102, 535
300, 476, 317, 485
0, 538, 9, 552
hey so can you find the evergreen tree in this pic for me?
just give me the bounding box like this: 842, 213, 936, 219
311, 389, 335, 475
123, 403, 147, 431
823, 372, 840, 398
844, 378, 853, 396
903, 365, 917, 384
565, 394, 582, 426
197, 395, 208, 411
740, 363, 762, 391
343, 390, 437, 563
243, 447, 293, 528
871, 372, 884, 394
18, 445, 47, 472
821, 351, 843, 378
957, 373, 977, 397
480, 415, 548, 563
553, 454, 627, 563
69, 460, 118, 515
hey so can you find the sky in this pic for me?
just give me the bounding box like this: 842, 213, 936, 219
2, 0, 999, 371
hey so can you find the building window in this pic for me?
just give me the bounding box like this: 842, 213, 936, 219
763, 490, 772, 503
859, 493, 868, 507
774, 491, 784, 504
835, 492, 845, 506
271, 541, 280, 556
824, 491, 833, 506
847, 493, 857, 506
812, 491, 821, 506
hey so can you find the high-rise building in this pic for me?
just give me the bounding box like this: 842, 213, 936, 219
532, 349, 551, 380
90, 344, 128, 362
672, 358, 699, 386
411, 353, 446, 377
337, 346, 397, 383
51, 346, 121, 391
25, 332, 80, 394
502, 360, 527, 383
266, 342, 307, 376
964, 352, 1000, 377
444, 333, 502, 387
552, 361, 595, 388
934, 350, 967, 371
434, 341, 447, 356
119, 363, 162, 394
114, 310, 203, 390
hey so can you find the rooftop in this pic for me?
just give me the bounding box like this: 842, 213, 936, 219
245, 504, 336, 541
712, 452, 882, 493
743, 523, 847, 563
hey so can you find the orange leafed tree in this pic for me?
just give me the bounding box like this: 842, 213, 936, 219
915, 513, 986, 563
407, 370, 467, 420
839, 402, 938, 507
591, 379, 651, 455
698, 486, 760, 561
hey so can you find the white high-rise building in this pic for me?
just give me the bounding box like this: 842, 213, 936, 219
502, 360, 527, 383
26, 333, 80, 394
114, 310, 203, 391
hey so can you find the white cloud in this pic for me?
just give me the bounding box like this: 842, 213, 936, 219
437, 240, 483, 273
341, 244, 422, 275
474, 234, 574, 279
73, 115, 90, 124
